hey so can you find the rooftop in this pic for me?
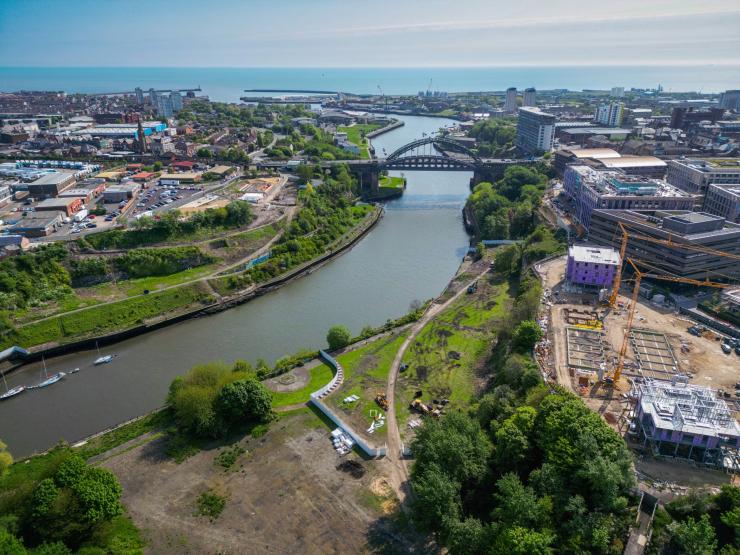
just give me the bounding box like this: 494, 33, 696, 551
568, 165, 688, 198
29, 170, 76, 186
670, 158, 740, 171
562, 127, 632, 135
592, 209, 740, 240
560, 148, 621, 159
36, 197, 80, 208
568, 245, 620, 265
636, 378, 739, 439
595, 156, 667, 169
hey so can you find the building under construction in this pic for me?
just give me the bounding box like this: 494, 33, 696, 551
633, 377, 740, 470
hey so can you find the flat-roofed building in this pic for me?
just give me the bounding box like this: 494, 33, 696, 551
566, 245, 620, 288
130, 171, 155, 183
27, 170, 76, 199
666, 158, 740, 209
588, 156, 667, 179
704, 184, 740, 224
159, 173, 201, 185
563, 165, 693, 231
102, 183, 140, 203
516, 107, 555, 154
559, 127, 632, 146
554, 148, 621, 176
588, 210, 740, 280
10, 212, 64, 237
34, 196, 83, 216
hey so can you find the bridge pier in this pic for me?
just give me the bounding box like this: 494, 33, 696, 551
351, 165, 380, 197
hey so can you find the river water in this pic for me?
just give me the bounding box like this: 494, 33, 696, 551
0, 115, 471, 458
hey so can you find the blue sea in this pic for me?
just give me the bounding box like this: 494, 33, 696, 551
0, 66, 737, 102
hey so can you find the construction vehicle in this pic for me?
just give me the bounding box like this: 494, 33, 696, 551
410, 398, 430, 414
375, 392, 389, 411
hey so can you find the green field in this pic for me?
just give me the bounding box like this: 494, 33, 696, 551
326, 331, 408, 439
337, 123, 383, 159
7, 283, 213, 349
269, 362, 334, 408
395, 279, 512, 432
378, 175, 405, 189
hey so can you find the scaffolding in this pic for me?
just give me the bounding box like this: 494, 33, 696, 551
633, 377, 740, 470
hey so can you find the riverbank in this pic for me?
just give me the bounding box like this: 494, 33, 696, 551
2, 205, 383, 374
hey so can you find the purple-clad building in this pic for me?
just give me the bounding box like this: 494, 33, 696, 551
566, 245, 620, 288
634, 378, 740, 469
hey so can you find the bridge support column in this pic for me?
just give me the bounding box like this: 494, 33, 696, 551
354, 167, 379, 197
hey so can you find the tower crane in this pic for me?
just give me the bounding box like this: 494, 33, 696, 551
607, 258, 735, 385
608, 222, 740, 308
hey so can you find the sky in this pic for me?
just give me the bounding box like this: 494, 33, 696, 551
1, 0, 740, 68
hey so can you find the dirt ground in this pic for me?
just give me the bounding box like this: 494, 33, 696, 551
263, 361, 318, 392
538, 254, 740, 488
103, 410, 414, 555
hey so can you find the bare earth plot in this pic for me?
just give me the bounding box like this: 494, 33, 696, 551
103, 410, 405, 555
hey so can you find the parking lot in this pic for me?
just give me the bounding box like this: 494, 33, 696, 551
128, 183, 205, 218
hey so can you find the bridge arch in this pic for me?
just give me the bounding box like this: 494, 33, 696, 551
385, 136, 481, 163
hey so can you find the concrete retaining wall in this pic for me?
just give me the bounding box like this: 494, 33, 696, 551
310, 350, 387, 458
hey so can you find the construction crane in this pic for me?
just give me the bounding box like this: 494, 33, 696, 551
608, 258, 733, 385
377, 85, 388, 112
608, 222, 740, 308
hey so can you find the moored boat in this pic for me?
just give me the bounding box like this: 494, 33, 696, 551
33, 372, 66, 389
94, 355, 113, 365
0, 385, 26, 400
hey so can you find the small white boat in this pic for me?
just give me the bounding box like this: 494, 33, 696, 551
93, 341, 114, 365
0, 385, 26, 400
33, 372, 65, 389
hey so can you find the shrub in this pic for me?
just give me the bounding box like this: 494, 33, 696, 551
326, 325, 351, 351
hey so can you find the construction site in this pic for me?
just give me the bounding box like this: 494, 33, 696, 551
534, 221, 740, 479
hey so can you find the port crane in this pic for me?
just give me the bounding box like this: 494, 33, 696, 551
377, 85, 388, 112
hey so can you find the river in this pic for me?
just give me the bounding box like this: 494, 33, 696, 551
0, 114, 471, 458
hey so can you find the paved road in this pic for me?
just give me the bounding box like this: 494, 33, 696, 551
382, 266, 490, 505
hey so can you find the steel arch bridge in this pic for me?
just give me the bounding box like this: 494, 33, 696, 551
382, 136, 481, 170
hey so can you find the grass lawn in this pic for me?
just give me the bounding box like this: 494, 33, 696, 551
325, 331, 407, 440
338, 123, 383, 159
379, 176, 405, 189
269, 362, 334, 408
6, 283, 213, 350
395, 279, 512, 433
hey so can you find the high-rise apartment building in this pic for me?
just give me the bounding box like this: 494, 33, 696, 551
134, 87, 144, 105
719, 90, 740, 110
504, 87, 518, 113
522, 87, 536, 107
610, 86, 625, 98
170, 91, 183, 112
594, 102, 625, 127
516, 107, 555, 155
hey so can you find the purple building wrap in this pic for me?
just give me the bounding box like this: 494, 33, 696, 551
566, 245, 620, 288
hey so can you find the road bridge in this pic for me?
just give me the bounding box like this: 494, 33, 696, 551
256, 136, 537, 196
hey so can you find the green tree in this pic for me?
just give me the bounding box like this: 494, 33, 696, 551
495, 526, 554, 555
512, 320, 542, 352
474, 242, 485, 261
215, 378, 272, 425
668, 515, 717, 555
0, 439, 12, 476
326, 325, 351, 351
0, 529, 26, 555
411, 467, 460, 535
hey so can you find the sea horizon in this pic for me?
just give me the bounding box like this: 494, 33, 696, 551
1, 65, 737, 103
